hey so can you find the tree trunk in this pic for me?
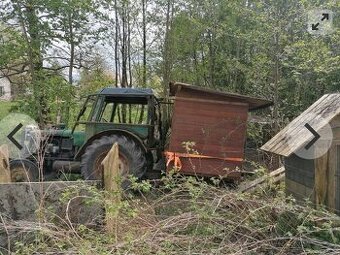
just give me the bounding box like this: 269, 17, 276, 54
120, 1, 128, 122
121, 1, 128, 88
68, 13, 74, 85
273, 31, 280, 134
65, 7, 74, 125
127, 7, 132, 88
114, 0, 119, 87
161, 0, 174, 136
142, 0, 147, 86
25, 1, 47, 125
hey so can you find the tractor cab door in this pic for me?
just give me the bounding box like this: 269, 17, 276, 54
74, 95, 99, 124
85, 95, 154, 145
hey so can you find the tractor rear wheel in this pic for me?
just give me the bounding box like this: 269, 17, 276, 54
80, 135, 147, 188
9, 159, 39, 182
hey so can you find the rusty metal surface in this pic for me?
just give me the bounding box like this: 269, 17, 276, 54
168, 86, 249, 178
169, 82, 272, 111
167, 157, 242, 178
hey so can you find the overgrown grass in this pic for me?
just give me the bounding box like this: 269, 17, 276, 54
4, 175, 340, 254
0, 101, 16, 120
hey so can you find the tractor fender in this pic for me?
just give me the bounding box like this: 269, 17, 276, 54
74, 129, 148, 160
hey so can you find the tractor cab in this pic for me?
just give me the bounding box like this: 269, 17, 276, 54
73, 87, 161, 149
72, 87, 164, 182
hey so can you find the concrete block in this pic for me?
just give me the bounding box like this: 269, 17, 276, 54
0, 181, 103, 252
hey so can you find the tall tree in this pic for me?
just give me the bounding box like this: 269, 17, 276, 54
0, 0, 111, 123
142, 0, 147, 86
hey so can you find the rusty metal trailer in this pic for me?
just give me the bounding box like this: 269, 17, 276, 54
166, 82, 272, 179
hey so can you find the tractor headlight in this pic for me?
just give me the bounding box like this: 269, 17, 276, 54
21, 125, 41, 157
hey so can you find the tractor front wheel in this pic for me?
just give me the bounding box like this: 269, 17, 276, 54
80, 135, 147, 188
9, 159, 39, 182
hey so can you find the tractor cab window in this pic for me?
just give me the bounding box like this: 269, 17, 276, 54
78, 95, 97, 122
99, 97, 149, 124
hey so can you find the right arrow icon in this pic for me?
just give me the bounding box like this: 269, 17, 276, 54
304, 123, 321, 150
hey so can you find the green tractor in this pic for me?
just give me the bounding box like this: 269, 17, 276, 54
10, 87, 167, 183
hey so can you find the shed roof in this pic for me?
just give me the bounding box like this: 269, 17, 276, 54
261, 93, 340, 157
169, 82, 272, 111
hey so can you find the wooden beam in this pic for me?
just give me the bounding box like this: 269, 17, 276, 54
239, 166, 285, 193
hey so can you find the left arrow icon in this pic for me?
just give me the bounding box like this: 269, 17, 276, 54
7, 123, 23, 150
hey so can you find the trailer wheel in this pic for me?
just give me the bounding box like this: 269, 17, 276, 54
9, 159, 39, 182
80, 135, 147, 188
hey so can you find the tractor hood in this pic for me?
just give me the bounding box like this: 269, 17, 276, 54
46, 129, 86, 148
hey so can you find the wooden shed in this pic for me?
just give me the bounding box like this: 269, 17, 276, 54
261, 94, 340, 213
166, 82, 272, 179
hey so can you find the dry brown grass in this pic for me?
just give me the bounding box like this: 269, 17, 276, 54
2, 176, 340, 254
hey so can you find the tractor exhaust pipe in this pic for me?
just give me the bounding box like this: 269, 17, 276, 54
52, 161, 80, 173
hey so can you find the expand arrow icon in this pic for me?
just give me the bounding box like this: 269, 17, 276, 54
304, 123, 320, 150
311, 12, 330, 31
7, 123, 23, 150
321, 13, 329, 21
312, 23, 319, 30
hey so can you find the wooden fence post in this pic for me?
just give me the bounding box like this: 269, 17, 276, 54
101, 142, 121, 235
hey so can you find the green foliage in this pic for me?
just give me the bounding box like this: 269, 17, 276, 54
13, 70, 74, 124
247, 121, 268, 148
0, 101, 17, 119
0, 0, 112, 124
1, 1, 340, 252
78, 67, 115, 96
164, 0, 340, 133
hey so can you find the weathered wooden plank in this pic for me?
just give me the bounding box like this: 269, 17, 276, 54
335, 144, 340, 212
284, 154, 315, 188
327, 143, 336, 212
262, 94, 340, 156
284, 163, 315, 178
330, 115, 340, 129
285, 166, 314, 185
262, 94, 330, 150
280, 96, 340, 155
285, 178, 314, 201
239, 167, 285, 192
326, 114, 339, 211
315, 149, 329, 208
285, 172, 314, 187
